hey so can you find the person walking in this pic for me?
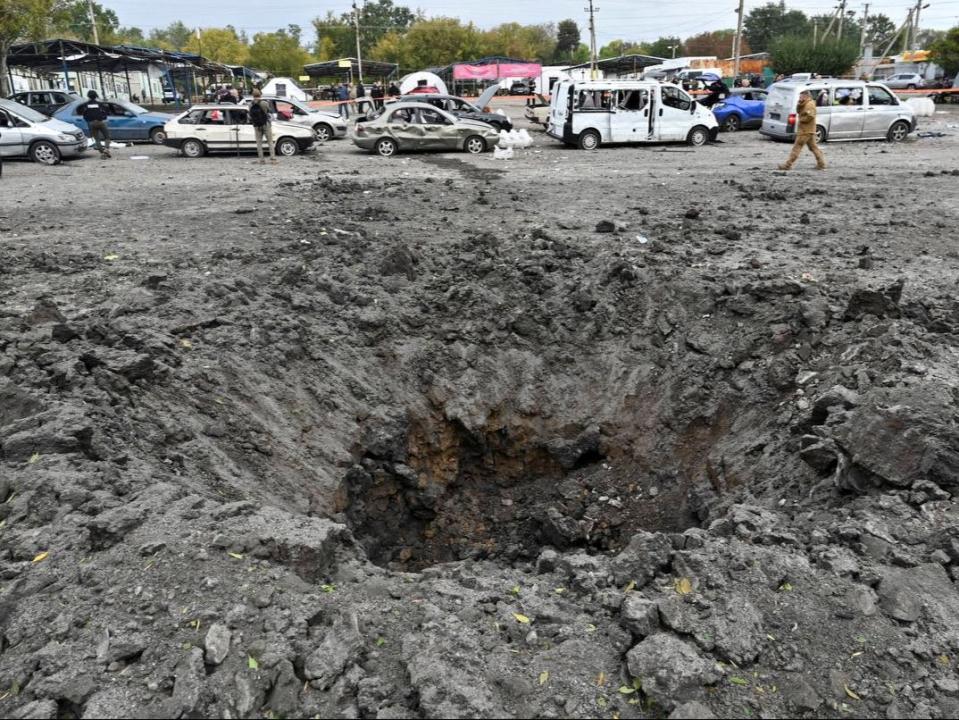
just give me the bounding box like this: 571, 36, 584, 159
778, 89, 826, 171
249, 88, 276, 165
83, 90, 111, 159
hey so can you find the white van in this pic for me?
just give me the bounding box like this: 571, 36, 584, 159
761, 78, 916, 143
547, 80, 718, 149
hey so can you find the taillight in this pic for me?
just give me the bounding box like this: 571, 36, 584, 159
356, 125, 366, 135
787, 113, 797, 131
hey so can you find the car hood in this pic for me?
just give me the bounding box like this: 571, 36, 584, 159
475, 83, 500, 109
457, 119, 500, 132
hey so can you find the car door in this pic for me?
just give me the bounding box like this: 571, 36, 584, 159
864, 85, 899, 138
828, 86, 865, 139
0, 109, 25, 157
192, 108, 232, 150
103, 102, 133, 140
228, 107, 257, 151
656, 85, 695, 142
742, 91, 767, 124
387, 107, 425, 148
610, 89, 650, 143
416, 107, 454, 149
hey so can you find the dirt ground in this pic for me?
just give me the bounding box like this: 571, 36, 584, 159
2, 101, 959, 720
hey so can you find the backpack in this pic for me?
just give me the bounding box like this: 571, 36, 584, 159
249, 100, 269, 127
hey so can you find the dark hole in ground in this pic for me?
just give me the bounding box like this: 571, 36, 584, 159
342, 411, 703, 571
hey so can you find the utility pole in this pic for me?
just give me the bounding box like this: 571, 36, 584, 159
912, 1, 929, 50
813, 21, 818, 47
860, 3, 870, 55
901, 7, 914, 54
586, 0, 598, 80
733, 0, 745, 80
87, 0, 99, 45
353, 1, 364, 86
837, 0, 847, 40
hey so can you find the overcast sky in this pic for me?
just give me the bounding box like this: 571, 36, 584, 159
105, 0, 959, 46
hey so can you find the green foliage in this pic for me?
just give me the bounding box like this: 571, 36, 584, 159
369, 17, 485, 69
769, 35, 860, 77
866, 14, 897, 50
148, 21, 193, 51
185, 27, 248, 65
0, 0, 66, 95
929, 26, 959, 77
54, 0, 118, 43
599, 39, 645, 59
312, 0, 417, 63
247, 26, 310, 76
646, 36, 683, 59
482, 22, 555, 61
555, 19, 580, 62
744, 2, 810, 53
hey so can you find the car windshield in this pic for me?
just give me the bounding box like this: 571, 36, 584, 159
117, 101, 149, 115
0, 98, 49, 123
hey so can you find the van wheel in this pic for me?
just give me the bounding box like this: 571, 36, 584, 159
815, 125, 827, 144
276, 137, 299, 156
887, 120, 910, 142
578, 129, 600, 150
182, 138, 205, 158
687, 126, 709, 146
30, 140, 61, 165
464, 135, 486, 154
723, 114, 741, 132
313, 123, 333, 142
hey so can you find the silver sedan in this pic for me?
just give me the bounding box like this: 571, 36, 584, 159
352, 102, 500, 157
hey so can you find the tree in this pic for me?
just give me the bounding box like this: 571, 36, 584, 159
355, 0, 416, 49
744, 3, 809, 53
482, 22, 555, 61
369, 18, 484, 70
555, 19, 580, 62
247, 26, 310, 76
646, 36, 683, 58
311, 11, 354, 60
684, 29, 749, 58
599, 39, 645, 59
866, 14, 896, 50
1, 0, 65, 95
53, 0, 119, 43
184, 27, 248, 64
113, 26, 146, 46
929, 26, 959, 76
148, 21, 193, 51
770, 35, 859, 76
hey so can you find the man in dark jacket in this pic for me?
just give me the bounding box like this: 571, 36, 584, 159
387, 82, 400, 98
371, 82, 384, 109
83, 90, 111, 159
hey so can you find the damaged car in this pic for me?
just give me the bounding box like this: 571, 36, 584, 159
353, 102, 500, 157
393, 84, 511, 132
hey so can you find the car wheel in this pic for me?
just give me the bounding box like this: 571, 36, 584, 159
815, 125, 827, 144
376, 137, 398, 157
723, 114, 741, 132
30, 140, 60, 165
150, 127, 167, 145
887, 120, 910, 143
686, 125, 709, 146
907, 84, 916, 90
182, 138, 205, 158
276, 137, 299, 156
578, 129, 600, 150
464, 135, 486, 154
313, 123, 333, 142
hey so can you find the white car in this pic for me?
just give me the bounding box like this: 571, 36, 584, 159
242, 95, 348, 142
882, 73, 925, 90
163, 104, 316, 158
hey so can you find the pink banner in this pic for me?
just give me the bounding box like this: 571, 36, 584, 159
452, 62, 542, 80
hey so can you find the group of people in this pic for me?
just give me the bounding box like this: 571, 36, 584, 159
327, 81, 400, 109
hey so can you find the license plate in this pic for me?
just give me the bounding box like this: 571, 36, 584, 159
770, 112, 781, 120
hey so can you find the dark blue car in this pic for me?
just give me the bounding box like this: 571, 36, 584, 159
54, 99, 175, 144
712, 88, 768, 132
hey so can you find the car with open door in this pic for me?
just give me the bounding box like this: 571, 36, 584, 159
162, 104, 316, 158
353, 102, 500, 157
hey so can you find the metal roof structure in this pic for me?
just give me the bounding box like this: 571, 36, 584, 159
565, 54, 666, 75
7, 39, 231, 76
303, 58, 398, 79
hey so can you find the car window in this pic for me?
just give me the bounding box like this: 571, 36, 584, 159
450, 99, 470, 112
416, 107, 448, 125
106, 103, 128, 116
661, 85, 692, 111
34, 92, 52, 105
389, 108, 414, 124
276, 101, 306, 117
52, 93, 67, 104
229, 108, 250, 124
616, 89, 648, 111
833, 87, 863, 106
868, 86, 896, 106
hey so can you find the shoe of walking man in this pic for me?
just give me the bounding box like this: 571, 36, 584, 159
779, 89, 826, 171
249, 89, 276, 165
83, 90, 111, 159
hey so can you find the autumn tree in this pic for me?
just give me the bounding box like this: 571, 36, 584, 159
147, 21, 192, 51
247, 25, 310, 76
1, 0, 66, 95
369, 17, 484, 69
184, 27, 248, 64
482, 22, 555, 60
684, 30, 748, 58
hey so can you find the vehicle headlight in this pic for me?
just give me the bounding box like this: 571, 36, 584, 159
56, 134, 74, 142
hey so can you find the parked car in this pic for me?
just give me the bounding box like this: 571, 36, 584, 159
524, 93, 551, 127
509, 81, 532, 96
761, 79, 916, 144
547, 80, 719, 149
241, 95, 347, 142
55, 99, 175, 144
353, 102, 500, 157
7, 89, 80, 117
0, 98, 87, 164
882, 73, 925, 90
393, 85, 510, 131
712, 88, 768, 131
162, 104, 315, 158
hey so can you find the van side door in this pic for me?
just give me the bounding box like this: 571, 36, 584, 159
609, 89, 650, 143
826, 86, 865, 139
864, 85, 899, 138
656, 85, 695, 141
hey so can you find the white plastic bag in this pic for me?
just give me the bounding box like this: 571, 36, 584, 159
493, 146, 514, 160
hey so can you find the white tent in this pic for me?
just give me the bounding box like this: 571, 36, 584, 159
399, 71, 448, 95
260, 77, 309, 101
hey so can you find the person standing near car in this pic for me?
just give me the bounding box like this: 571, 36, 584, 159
83, 90, 111, 159
249, 88, 276, 165
778, 89, 826, 171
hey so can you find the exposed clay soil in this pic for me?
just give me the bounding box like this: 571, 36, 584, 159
2, 103, 959, 719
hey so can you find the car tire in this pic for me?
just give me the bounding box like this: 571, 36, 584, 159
150, 127, 167, 145
686, 126, 709, 146
907, 84, 916, 90
30, 140, 60, 165
375, 137, 398, 157
578, 129, 600, 150
182, 138, 205, 158
887, 120, 910, 143
313, 123, 334, 142
276, 137, 299, 156
723, 114, 741, 132
815, 125, 827, 144
464, 135, 486, 154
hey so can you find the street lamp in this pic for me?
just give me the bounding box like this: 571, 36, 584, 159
667, 45, 678, 58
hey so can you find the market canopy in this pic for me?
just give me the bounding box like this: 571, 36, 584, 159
451, 56, 542, 80
565, 54, 666, 76
303, 58, 398, 80
7, 39, 230, 76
